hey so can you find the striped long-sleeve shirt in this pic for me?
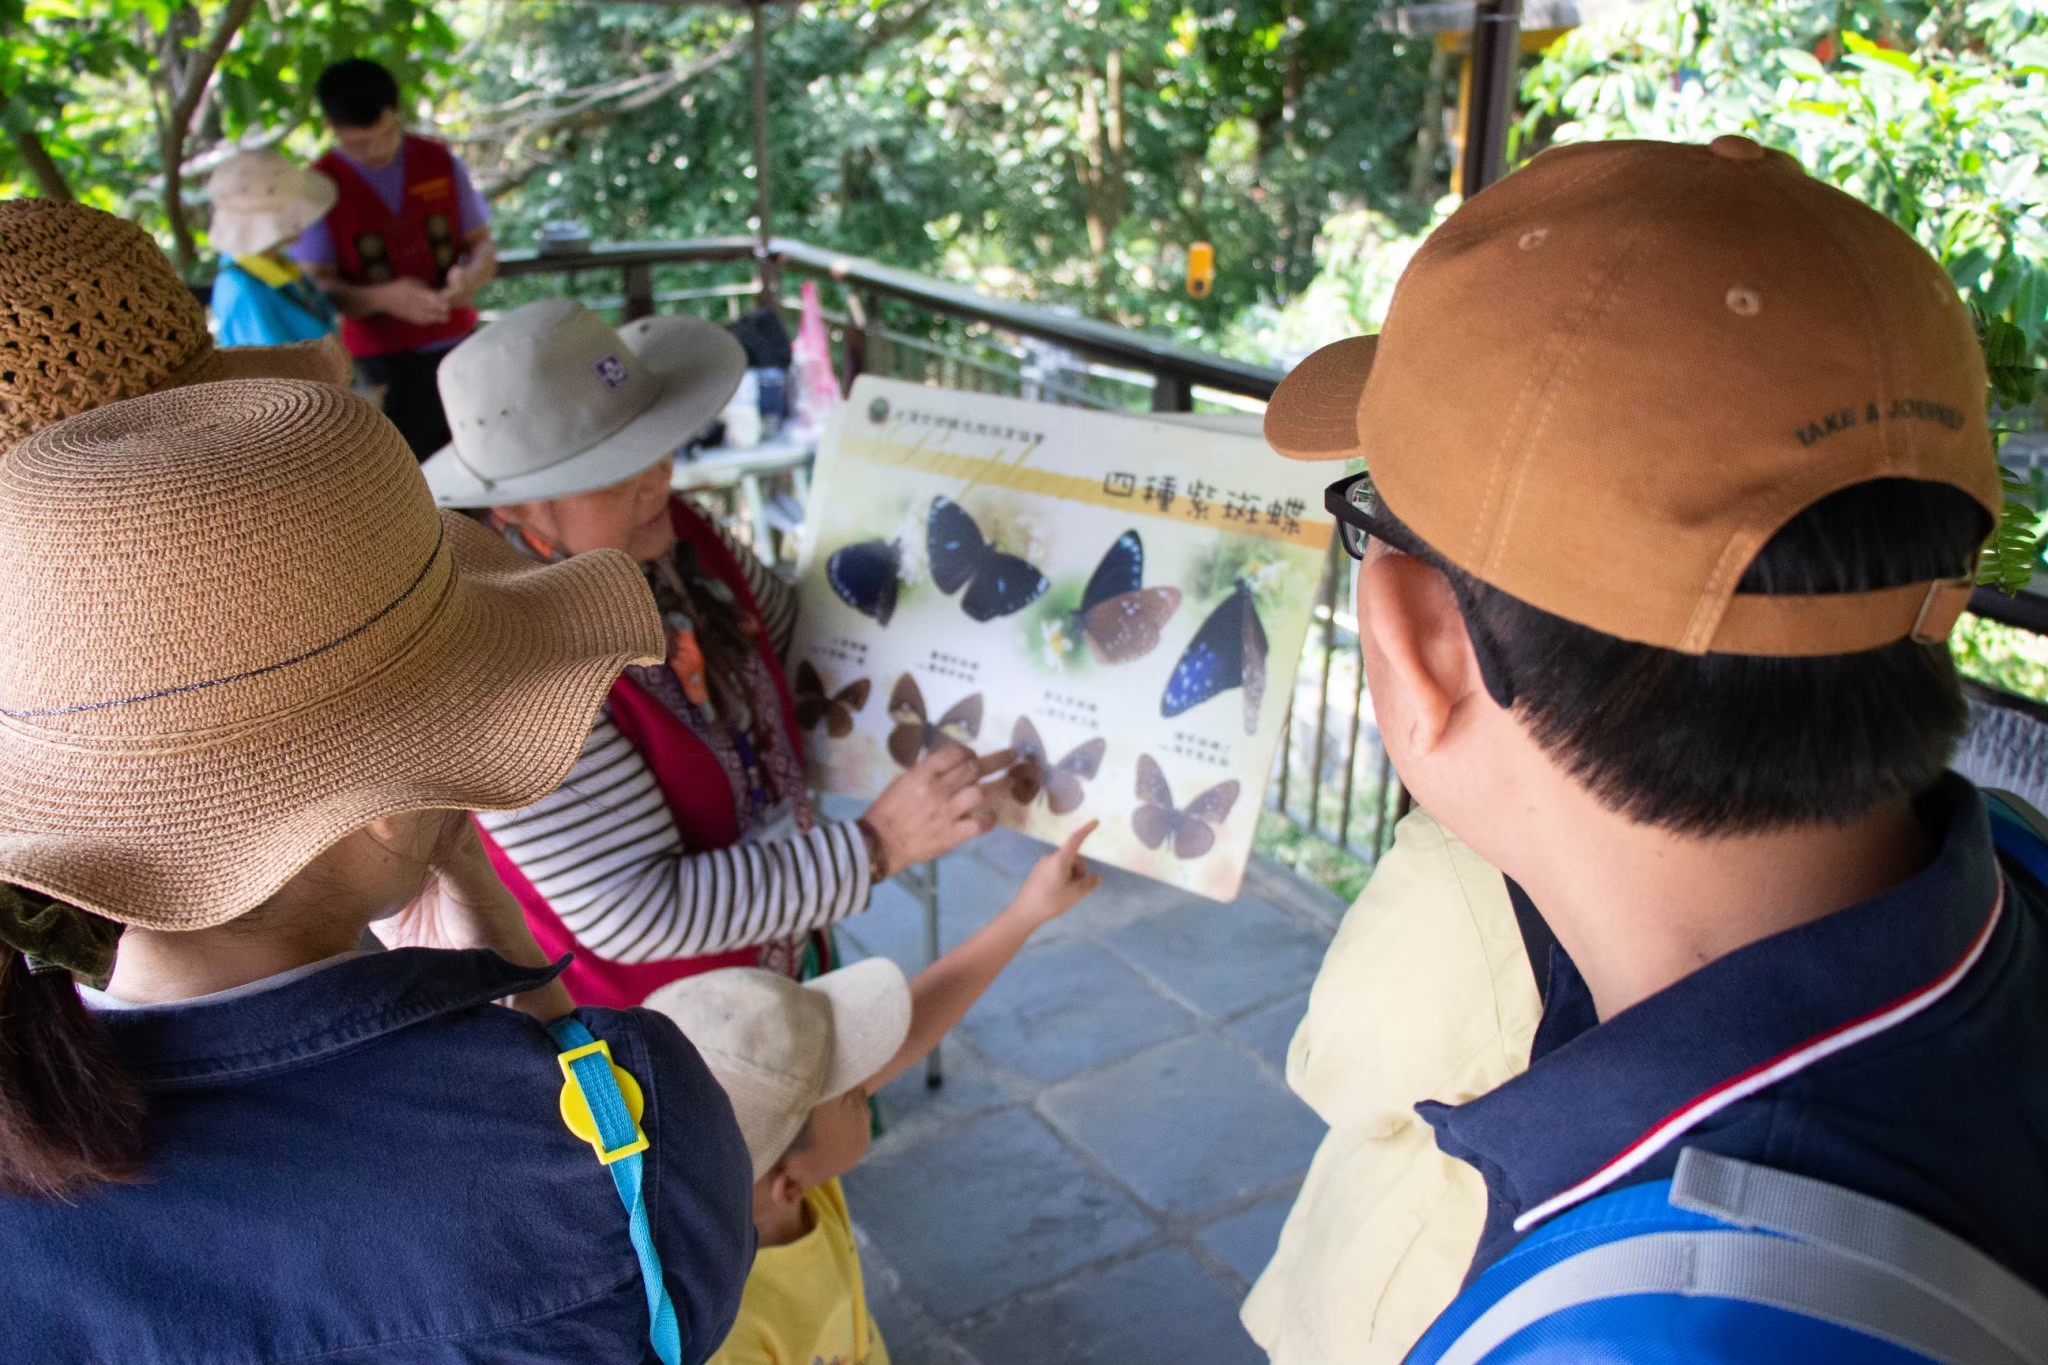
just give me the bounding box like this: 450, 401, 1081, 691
478, 523, 871, 965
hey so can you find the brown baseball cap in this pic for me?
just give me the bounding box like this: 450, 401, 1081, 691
1265, 136, 2000, 656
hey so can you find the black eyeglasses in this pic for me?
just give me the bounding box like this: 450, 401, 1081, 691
1325, 471, 1386, 562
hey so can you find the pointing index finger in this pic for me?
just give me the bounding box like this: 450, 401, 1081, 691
974, 747, 1020, 777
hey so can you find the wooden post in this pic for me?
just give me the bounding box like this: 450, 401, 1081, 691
1151, 371, 1193, 412
1459, 0, 1522, 197
622, 262, 655, 322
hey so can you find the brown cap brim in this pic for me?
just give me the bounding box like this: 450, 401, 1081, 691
211, 335, 353, 388
1264, 334, 1377, 461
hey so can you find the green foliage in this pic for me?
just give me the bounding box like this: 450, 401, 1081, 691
1952, 610, 2048, 700
1979, 309, 2046, 593
2, 0, 1440, 333
1518, 0, 2048, 369
0, 0, 456, 262
445, 0, 1440, 339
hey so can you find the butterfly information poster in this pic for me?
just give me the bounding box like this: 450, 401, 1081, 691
790, 377, 1334, 902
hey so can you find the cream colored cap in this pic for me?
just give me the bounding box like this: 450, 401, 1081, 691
1264, 136, 1999, 657
422, 299, 746, 507
645, 958, 911, 1181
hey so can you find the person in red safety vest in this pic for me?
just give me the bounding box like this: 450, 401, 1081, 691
291, 58, 497, 461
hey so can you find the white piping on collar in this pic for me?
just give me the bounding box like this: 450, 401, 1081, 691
1511, 877, 2007, 1234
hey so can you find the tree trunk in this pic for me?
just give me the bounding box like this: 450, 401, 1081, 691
1077, 72, 1107, 260
154, 0, 258, 276
0, 94, 72, 200
1410, 45, 1451, 203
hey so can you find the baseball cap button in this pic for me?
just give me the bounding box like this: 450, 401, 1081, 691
1709, 134, 1766, 161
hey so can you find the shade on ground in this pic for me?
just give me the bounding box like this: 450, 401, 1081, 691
832, 825, 1344, 1365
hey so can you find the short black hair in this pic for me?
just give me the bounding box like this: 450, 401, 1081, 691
315, 59, 400, 128
1379, 479, 1991, 835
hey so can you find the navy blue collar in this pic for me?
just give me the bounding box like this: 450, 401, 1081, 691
93, 948, 565, 1090
1422, 774, 2006, 1232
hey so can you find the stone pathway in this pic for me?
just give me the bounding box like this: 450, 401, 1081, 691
831, 823, 1345, 1365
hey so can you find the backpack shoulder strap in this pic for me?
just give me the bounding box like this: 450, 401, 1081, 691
551, 1016, 685, 1365
1985, 789, 2048, 891
1416, 1151, 2048, 1365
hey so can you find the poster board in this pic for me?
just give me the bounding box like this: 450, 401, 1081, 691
789, 377, 1333, 902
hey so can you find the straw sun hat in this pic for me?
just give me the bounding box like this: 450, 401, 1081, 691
0, 379, 665, 930
206, 148, 339, 258
423, 298, 747, 507
0, 199, 350, 449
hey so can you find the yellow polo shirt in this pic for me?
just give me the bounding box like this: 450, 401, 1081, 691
711, 1179, 889, 1365
1241, 809, 1540, 1365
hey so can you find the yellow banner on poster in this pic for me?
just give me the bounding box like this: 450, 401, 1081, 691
839, 428, 1332, 552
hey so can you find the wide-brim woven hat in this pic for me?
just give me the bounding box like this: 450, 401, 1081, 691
207, 149, 340, 258
423, 300, 747, 507
0, 198, 351, 449
645, 958, 911, 1180
0, 379, 664, 930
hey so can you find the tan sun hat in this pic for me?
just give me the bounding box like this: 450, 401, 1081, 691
645, 958, 911, 1180
206, 148, 339, 258
1264, 136, 2000, 658
0, 198, 351, 448
423, 299, 747, 508
0, 379, 665, 930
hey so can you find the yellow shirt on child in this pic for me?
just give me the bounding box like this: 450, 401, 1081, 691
710, 1178, 890, 1365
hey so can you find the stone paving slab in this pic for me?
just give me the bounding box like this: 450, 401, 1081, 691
1037, 1032, 1325, 1218
958, 939, 1200, 1086
1101, 896, 1330, 1021
954, 1247, 1265, 1365
826, 827, 1343, 1365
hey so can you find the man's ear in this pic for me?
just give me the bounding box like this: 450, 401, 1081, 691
1359, 553, 1484, 755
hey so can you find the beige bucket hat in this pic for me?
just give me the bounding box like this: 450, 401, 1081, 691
645, 958, 911, 1179
207, 148, 339, 258
423, 298, 747, 508
0, 198, 351, 449
0, 379, 665, 930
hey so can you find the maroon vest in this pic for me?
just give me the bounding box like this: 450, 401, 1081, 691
481, 499, 809, 1009
315, 135, 478, 358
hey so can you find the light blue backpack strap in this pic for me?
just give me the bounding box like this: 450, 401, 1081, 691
550, 1016, 684, 1365
1411, 1151, 2048, 1365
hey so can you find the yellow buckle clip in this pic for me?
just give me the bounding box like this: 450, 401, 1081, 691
557, 1039, 650, 1164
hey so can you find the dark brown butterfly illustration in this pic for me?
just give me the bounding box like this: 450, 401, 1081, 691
794, 661, 871, 739
1132, 754, 1240, 860
1010, 716, 1107, 815
1075, 530, 1181, 664
887, 673, 983, 769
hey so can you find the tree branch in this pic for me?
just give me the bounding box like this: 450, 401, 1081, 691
0, 93, 72, 200
157, 0, 257, 274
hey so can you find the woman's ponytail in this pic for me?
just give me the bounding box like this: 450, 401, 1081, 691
0, 887, 145, 1197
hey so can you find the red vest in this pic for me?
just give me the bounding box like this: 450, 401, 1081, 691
315, 135, 479, 358
481, 499, 811, 1009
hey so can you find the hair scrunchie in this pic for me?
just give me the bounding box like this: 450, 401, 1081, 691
0, 884, 120, 991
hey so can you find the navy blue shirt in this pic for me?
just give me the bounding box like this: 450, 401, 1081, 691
0, 948, 755, 1364
1421, 775, 2048, 1291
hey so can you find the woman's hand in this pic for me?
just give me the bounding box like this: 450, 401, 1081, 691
1008, 821, 1102, 930
374, 818, 572, 1022
862, 745, 1016, 876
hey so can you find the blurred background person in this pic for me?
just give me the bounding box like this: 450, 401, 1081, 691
205, 149, 341, 349
295, 57, 496, 459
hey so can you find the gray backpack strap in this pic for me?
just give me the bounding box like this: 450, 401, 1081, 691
1432, 1151, 2048, 1365
1672, 1150, 2048, 1364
